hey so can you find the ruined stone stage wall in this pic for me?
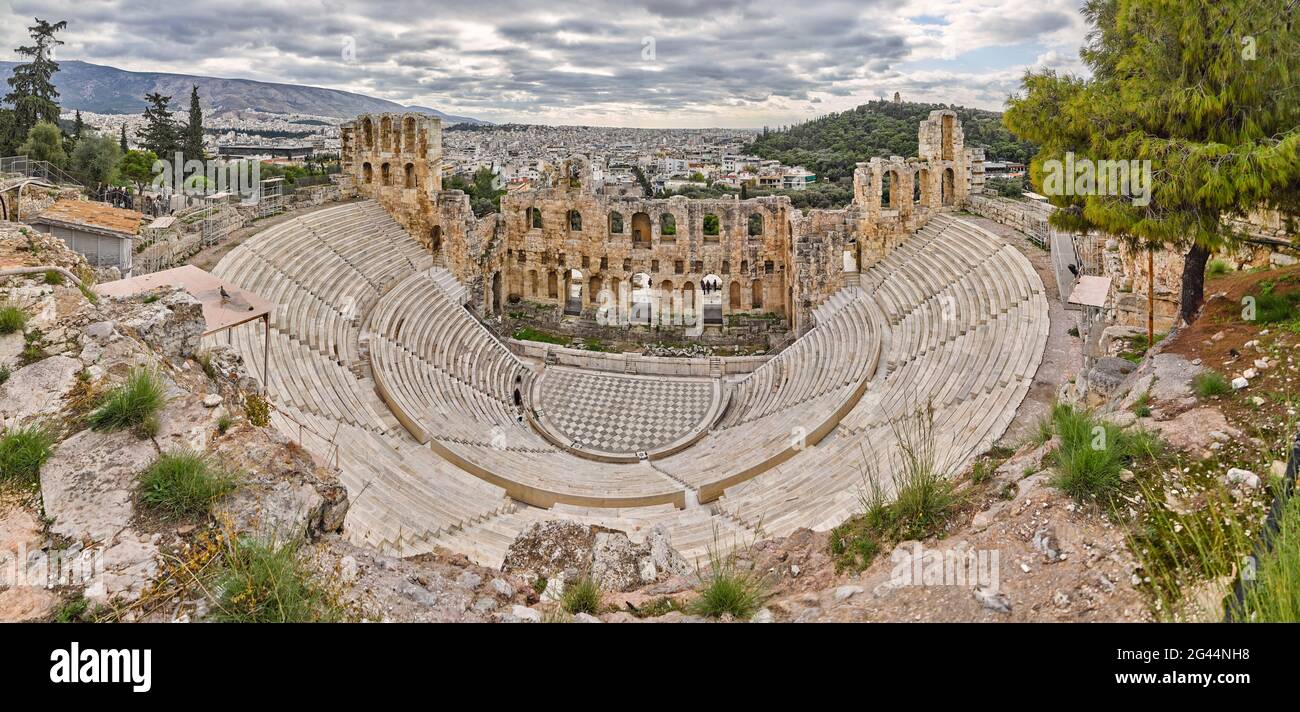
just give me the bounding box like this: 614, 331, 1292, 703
340, 109, 982, 334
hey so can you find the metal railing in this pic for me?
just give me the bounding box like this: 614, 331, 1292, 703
0, 155, 85, 188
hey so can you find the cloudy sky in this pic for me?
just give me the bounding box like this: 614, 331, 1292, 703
0, 0, 1091, 127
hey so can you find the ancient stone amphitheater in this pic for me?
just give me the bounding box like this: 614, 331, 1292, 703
205, 199, 1049, 567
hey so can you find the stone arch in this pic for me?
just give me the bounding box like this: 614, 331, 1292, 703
631, 272, 654, 324
609, 211, 624, 234
530, 206, 543, 230
404, 162, 415, 189
381, 162, 392, 186
588, 275, 603, 304
701, 273, 723, 325
362, 162, 373, 184
729, 280, 741, 309
564, 268, 583, 314
916, 167, 931, 206
702, 213, 720, 239
379, 116, 393, 151
403, 116, 417, 153
659, 213, 677, 238
751, 279, 764, 309
528, 269, 539, 297
942, 167, 955, 206
491, 271, 502, 314
631, 212, 652, 248
547, 270, 559, 299
885, 169, 904, 209
660, 279, 674, 322
568, 209, 582, 232
747, 213, 764, 237
361, 117, 374, 149
430, 226, 443, 257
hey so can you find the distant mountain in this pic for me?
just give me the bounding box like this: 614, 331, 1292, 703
0, 60, 490, 124
749, 99, 1036, 182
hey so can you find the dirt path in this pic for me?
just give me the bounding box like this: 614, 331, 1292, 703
186, 197, 367, 272
963, 215, 1082, 447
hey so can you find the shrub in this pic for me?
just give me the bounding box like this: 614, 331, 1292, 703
1192, 371, 1232, 398
138, 450, 237, 519
1207, 260, 1230, 276
43, 270, 64, 285
245, 393, 270, 427
216, 414, 233, 435
0, 425, 56, 485
53, 595, 91, 623
0, 304, 27, 335
689, 541, 768, 620
211, 536, 342, 623
560, 575, 602, 615
88, 367, 166, 432
0, 364, 10, 386
1045, 403, 1162, 504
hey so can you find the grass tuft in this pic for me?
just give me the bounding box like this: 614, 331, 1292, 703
138, 450, 237, 519
1044, 403, 1162, 504
211, 536, 342, 622
689, 537, 769, 620
560, 575, 602, 615
88, 368, 166, 432
1192, 371, 1232, 398
0, 304, 27, 335
0, 425, 56, 485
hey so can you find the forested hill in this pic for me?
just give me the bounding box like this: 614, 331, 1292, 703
749, 100, 1037, 182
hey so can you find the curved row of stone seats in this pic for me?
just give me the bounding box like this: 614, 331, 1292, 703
210, 201, 428, 365
711, 217, 1048, 536
429, 502, 759, 568
209, 321, 399, 432
653, 291, 883, 500
718, 288, 877, 428
269, 401, 513, 555
294, 201, 427, 289
367, 271, 690, 509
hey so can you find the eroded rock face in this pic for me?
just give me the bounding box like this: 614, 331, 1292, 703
502, 520, 690, 592
0, 354, 82, 427
41, 428, 157, 543
111, 287, 205, 360
209, 425, 349, 542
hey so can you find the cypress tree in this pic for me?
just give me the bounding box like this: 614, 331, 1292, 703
137, 92, 179, 160
182, 85, 206, 162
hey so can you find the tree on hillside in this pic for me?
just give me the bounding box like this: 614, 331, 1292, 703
17, 120, 68, 167
4, 18, 67, 142
182, 85, 206, 162
0, 110, 18, 157
1004, 0, 1300, 325
70, 133, 122, 187
137, 92, 179, 159
119, 148, 159, 196
119, 124, 128, 152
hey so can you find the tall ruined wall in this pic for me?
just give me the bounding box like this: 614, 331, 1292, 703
338, 110, 983, 332
340, 112, 444, 246
495, 189, 797, 324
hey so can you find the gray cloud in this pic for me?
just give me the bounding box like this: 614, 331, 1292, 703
2, 0, 1087, 124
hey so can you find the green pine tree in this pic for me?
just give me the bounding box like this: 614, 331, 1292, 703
136, 92, 179, 160
4, 18, 67, 142
1004, 0, 1300, 324
182, 85, 206, 162
119, 123, 128, 152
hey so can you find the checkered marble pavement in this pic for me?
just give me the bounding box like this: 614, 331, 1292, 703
539, 369, 713, 454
